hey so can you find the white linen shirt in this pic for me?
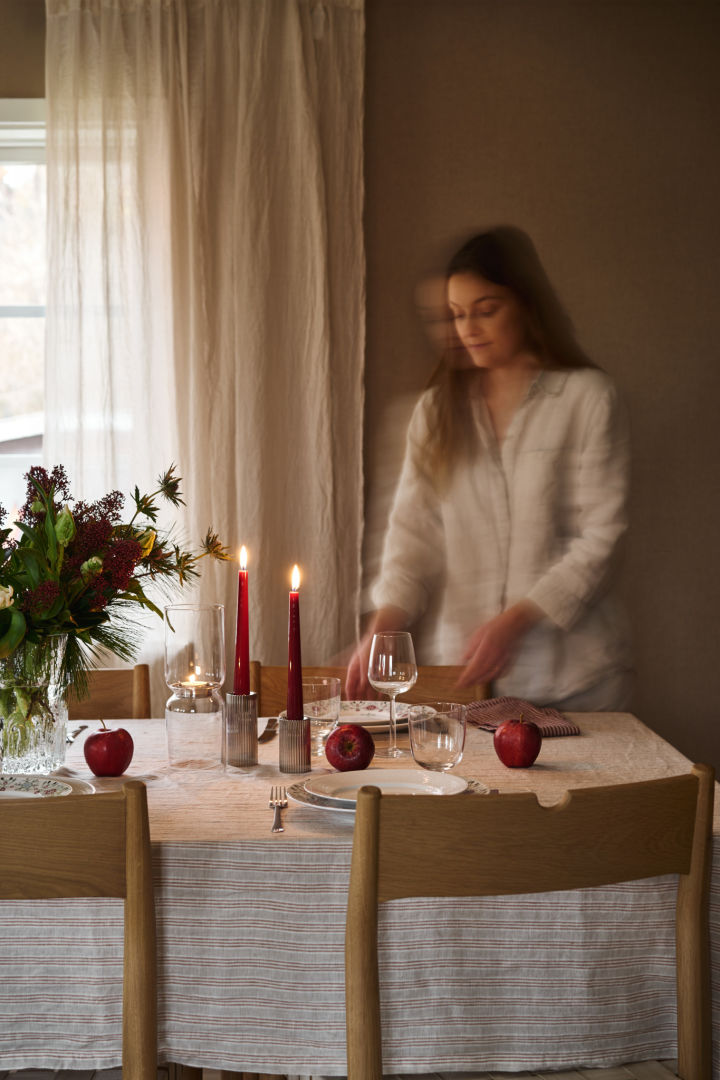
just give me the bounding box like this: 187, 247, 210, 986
372, 367, 632, 703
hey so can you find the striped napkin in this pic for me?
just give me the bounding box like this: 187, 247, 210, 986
466, 696, 581, 737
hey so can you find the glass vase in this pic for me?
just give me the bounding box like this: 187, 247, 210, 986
0, 637, 68, 774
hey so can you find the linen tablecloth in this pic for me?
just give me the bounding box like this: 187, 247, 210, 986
0, 712, 717, 1076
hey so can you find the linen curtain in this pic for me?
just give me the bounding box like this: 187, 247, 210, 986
44, 0, 365, 712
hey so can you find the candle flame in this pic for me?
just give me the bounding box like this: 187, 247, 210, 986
291, 564, 301, 591
239, 545, 248, 570
188, 672, 197, 685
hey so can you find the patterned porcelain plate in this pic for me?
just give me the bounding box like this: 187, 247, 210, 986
339, 700, 409, 732
287, 779, 357, 813
0, 774, 74, 799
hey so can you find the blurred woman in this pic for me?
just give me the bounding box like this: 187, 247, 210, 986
347, 226, 632, 710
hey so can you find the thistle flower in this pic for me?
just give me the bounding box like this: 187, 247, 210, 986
157, 464, 185, 507
202, 529, 233, 562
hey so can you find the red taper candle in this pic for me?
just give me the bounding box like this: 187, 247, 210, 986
286, 564, 303, 720
233, 545, 250, 695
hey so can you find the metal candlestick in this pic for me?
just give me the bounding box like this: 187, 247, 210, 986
224, 691, 259, 769
279, 713, 311, 773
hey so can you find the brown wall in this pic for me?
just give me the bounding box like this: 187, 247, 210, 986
0, 0, 45, 97
364, 0, 720, 767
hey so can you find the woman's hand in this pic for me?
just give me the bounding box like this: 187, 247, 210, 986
346, 633, 374, 699
458, 600, 542, 687
345, 605, 411, 699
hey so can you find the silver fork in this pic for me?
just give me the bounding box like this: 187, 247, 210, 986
269, 786, 288, 833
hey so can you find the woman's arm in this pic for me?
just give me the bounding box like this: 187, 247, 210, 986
524, 378, 630, 630
457, 599, 543, 686
347, 393, 446, 698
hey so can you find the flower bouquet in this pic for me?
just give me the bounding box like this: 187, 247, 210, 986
0, 464, 230, 772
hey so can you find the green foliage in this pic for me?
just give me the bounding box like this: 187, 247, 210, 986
0, 464, 232, 698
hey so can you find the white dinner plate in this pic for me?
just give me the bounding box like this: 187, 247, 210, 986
305, 768, 467, 804
289, 774, 488, 811
0, 774, 74, 799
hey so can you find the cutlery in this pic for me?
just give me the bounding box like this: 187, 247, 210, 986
269, 785, 288, 833
66, 723, 88, 745
258, 716, 279, 743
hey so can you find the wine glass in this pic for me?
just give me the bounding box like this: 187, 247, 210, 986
368, 631, 418, 758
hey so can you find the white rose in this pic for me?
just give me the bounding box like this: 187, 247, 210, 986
0, 584, 14, 609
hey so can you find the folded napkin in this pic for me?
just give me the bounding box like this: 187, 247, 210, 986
466, 696, 581, 737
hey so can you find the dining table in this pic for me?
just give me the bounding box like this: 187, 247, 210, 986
0, 709, 718, 1079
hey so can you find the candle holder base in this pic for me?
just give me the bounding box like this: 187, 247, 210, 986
279, 712, 311, 773
224, 692, 259, 769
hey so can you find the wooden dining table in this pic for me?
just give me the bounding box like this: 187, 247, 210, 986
0, 711, 718, 1078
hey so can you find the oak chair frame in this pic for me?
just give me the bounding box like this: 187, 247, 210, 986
250, 661, 486, 716
345, 765, 715, 1080
0, 780, 157, 1080
68, 662, 152, 720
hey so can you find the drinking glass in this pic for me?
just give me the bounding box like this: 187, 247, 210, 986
303, 676, 341, 756
164, 603, 225, 770
408, 701, 467, 772
368, 631, 417, 758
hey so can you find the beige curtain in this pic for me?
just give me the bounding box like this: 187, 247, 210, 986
44, 0, 365, 712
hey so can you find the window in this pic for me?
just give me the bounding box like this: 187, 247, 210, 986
0, 99, 46, 515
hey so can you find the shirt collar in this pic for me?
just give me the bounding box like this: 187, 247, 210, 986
533, 369, 570, 397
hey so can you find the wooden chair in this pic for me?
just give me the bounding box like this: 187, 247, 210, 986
0, 780, 157, 1080
345, 765, 715, 1080
68, 663, 151, 719
250, 661, 486, 715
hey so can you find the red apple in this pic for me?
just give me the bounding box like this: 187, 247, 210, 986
83, 719, 134, 776
325, 723, 375, 772
493, 715, 542, 768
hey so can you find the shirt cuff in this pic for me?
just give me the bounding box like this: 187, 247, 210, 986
526, 578, 585, 631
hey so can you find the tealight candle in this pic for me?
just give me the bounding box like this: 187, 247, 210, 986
181, 671, 209, 691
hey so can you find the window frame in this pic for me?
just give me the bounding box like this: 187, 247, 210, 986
0, 98, 47, 457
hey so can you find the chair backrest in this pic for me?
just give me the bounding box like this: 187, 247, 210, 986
345, 765, 715, 1080
68, 663, 151, 720
251, 661, 486, 716
0, 780, 157, 1080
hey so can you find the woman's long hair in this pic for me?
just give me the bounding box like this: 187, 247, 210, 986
424, 226, 594, 484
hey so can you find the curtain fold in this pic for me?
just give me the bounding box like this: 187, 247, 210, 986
45, 0, 365, 711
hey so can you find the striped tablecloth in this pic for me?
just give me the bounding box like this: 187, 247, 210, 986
0, 712, 718, 1077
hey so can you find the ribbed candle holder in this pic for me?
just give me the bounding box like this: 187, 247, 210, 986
279, 713, 311, 773
224, 691, 259, 769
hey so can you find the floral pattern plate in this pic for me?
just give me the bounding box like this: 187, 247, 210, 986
0, 774, 73, 799
340, 700, 409, 732
287, 779, 357, 813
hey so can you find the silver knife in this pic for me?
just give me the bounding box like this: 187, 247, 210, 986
258, 716, 278, 743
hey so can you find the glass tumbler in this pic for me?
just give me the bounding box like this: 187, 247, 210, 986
164, 603, 225, 770
302, 676, 341, 756
408, 701, 467, 772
